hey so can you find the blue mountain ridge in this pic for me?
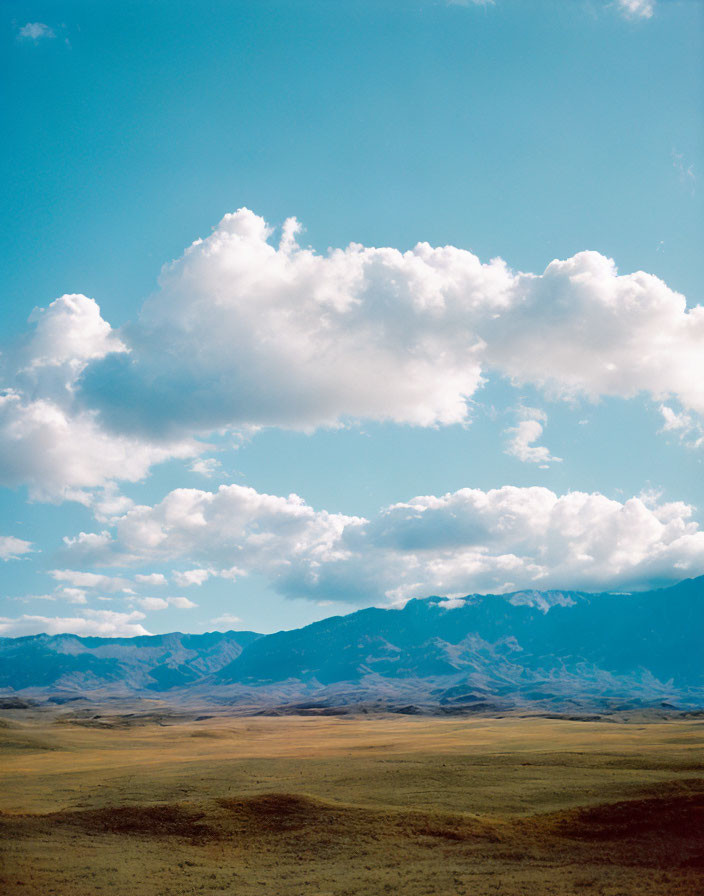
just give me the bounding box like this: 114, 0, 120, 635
1, 577, 702, 711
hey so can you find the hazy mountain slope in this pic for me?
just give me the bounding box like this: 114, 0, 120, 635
1, 577, 702, 710
215, 577, 704, 689
0, 630, 261, 692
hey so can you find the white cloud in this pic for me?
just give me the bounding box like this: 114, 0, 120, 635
2, 214, 703, 505
219, 565, 247, 581
91, 486, 135, 523
77, 210, 704, 441
0, 390, 196, 502
172, 568, 212, 587
134, 595, 197, 611
134, 573, 168, 586
49, 569, 134, 593
211, 613, 244, 630
79, 211, 493, 434
134, 597, 169, 611
14, 587, 89, 606
23, 293, 125, 371
0, 295, 199, 502
189, 458, 222, 477
0, 536, 33, 561
56, 587, 88, 605
63, 483, 704, 607
61, 531, 114, 558
168, 596, 198, 609
504, 407, 562, 466
18, 22, 55, 40
617, 0, 654, 19
659, 404, 704, 449
0, 610, 149, 638
481, 251, 704, 416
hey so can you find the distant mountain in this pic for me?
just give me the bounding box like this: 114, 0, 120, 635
1, 577, 702, 712
0, 630, 261, 693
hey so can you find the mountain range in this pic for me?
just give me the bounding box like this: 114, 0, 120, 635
1, 576, 703, 713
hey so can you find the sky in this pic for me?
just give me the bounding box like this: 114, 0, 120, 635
0, 0, 703, 638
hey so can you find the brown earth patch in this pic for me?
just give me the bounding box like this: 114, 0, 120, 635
55, 803, 218, 841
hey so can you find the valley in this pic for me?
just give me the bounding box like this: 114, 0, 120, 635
1, 707, 702, 894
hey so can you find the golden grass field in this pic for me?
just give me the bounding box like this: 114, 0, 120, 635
1, 706, 703, 895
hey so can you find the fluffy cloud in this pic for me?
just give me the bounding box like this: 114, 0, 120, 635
14, 569, 199, 617
77, 210, 703, 442
211, 613, 244, 630
63, 483, 704, 606
0, 389, 194, 502
481, 251, 703, 412
0, 295, 199, 501
169, 596, 198, 609
55, 587, 88, 605
18, 22, 55, 40
3, 213, 702, 503
660, 405, 704, 450
504, 407, 561, 466
172, 568, 212, 587
0, 536, 33, 561
617, 0, 654, 19
134, 573, 168, 586
134, 596, 197, 611
0, 610, 149, 638
79, 211, 494, 434
189, 458, 222, 478
49, 570, 136, 592
98, 487, 359, 586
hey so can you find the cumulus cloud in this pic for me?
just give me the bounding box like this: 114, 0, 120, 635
62, 483, 704, 607
481, 251, 703, 414
18, 22, 55, 40
91, 486, 136, 523
172, 568, 212, 587
504, 407, 562, 466
0, 295, 199, 502
617, 0, 654, 19
79, 211, 492, 434
437, 597, 468, 610
168, 596, 198, 609
0, 388, 193, 502
211, 613, 244, 630
659, 405, 704, 449
0, 536, 33, 561
49, 570, 135, 593
0, 610, 149, 638
134, 573, 168, 586
134, 597, 169, 611
3, 213, 702, 504
189, 458, 222, 477
77, 210, 703, 441
134, 596, 197, 611
55, 587, 88, 605
14, 569, 196, 619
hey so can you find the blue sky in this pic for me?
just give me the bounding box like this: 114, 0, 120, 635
1, 0, 702, 637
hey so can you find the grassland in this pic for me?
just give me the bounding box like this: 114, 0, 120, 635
1, 706, 702, 894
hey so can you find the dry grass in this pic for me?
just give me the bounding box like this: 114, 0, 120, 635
1, 709, 703, 894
